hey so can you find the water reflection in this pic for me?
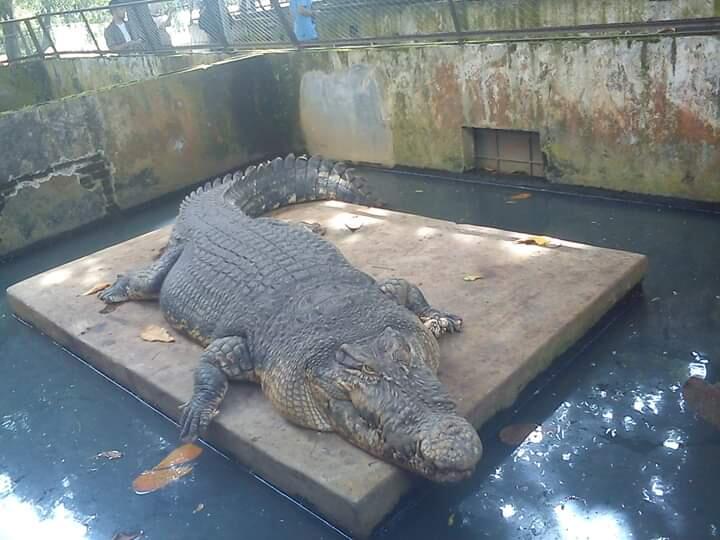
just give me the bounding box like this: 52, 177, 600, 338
553, 501, 631, 540
0, 474, 88, 539
500, 503, 516, 518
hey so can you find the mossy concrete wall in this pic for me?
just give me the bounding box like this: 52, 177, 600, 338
294, 36, 720, 202
0, 53, 301, 257
0, 52, 233, 113
316, 0, 715, 40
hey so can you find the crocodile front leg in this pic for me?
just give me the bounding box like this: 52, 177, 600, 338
179, 336, 256, 442
379, 278, 463, 338
99, 238, 184, 303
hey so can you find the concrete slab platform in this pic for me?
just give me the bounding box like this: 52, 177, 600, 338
7, 201, 647, 537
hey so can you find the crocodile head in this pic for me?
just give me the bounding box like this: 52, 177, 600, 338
310, 326, 482, 482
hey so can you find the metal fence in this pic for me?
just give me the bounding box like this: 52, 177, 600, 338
2, 0, 720, 63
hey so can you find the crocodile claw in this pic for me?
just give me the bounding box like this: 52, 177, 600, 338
98, 275, 131, 304
178, 398, 220, 442
421, 311, 463, 338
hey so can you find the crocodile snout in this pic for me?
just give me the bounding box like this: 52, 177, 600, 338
419, 416, 483, 482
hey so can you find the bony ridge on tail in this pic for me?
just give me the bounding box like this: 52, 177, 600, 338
99, 153, 482, 483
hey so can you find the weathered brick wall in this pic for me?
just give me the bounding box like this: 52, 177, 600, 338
294, 36, 720, 202
0, 53, 233, 114
0, 52, 301, 257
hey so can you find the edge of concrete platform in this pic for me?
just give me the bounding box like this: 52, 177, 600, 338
465, 253, 649, 428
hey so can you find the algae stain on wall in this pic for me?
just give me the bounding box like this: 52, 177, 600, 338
300, 63, 394, 165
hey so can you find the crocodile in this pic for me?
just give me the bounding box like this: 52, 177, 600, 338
99, 154, 482, 482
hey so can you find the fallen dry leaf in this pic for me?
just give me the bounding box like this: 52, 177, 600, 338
515, 236, 555, 247
345, 216, 363, 232
683, 376, 720, 431
499, 423, 541, 446
82, 282, 111, 296
155, 443, 203, 469
112, 532, 143, 540
193, 503, 205, 514
97, 450, 123, 460
463, 274, 484, 282
140, 325, 175, 343
133, 465, 193, 495
132, 444, 202, 495
509, 192, 532, 201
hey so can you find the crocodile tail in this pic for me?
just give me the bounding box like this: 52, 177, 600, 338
223, 153, 382, 217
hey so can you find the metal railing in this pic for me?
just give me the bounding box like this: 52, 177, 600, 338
2, 0, 720, 64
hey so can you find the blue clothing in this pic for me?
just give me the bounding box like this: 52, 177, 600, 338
290, 0, 317, 41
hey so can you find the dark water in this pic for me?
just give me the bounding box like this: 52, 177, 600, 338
1, 168, 718, 539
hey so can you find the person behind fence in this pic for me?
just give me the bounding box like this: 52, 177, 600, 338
149, 2, 175, 48
290, 0, 318, 41
104, 0, 145, 52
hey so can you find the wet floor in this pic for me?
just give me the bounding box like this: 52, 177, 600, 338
1, 168, 719, 539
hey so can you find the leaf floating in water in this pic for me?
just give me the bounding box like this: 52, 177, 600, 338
132, 444, 202, 495
683, 377, 720, 431
415, 190, 424, 193
140, 325, 175, 343
499, 423, 541, 446
133, 465, 193, 495
193, 503, 205, 514
155, 443, 203, 469
97, 450, 123, 460
448, 513, 455, 527
515, 236, 555, 248
112, 532, 143, 540
463, 274, 484, 282
82, 282, 111, 296
509, 192, 532, 201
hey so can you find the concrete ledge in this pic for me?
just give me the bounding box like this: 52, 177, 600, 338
7, 201, 647, 537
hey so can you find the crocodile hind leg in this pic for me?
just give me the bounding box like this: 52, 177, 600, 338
179, 336, 256, 442
99, 238, 183, 304
378, 278, 463, 338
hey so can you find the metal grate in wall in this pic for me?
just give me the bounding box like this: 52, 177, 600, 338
472, 128, 545, 178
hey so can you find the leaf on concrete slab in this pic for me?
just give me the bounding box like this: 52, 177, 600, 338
81, 282, 111, 296
97, 450, 123, 460
499, 423, 541, 446
345, 216, 363, 232
140, 325, 175, 343
463, 274, 484, 282
515, 236, 556, 247
509, 192, 532, 201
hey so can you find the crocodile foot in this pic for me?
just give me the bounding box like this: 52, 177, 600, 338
421, 310, 463, 338
178, 397, 222, 442
98, 275, 131, 303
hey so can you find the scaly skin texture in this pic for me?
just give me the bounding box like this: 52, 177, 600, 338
99, 154, 482, 482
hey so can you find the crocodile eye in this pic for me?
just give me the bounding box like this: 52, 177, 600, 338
362, 365, 378, 377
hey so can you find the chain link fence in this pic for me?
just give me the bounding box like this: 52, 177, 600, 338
0, 0, 296, 62
2, 0, 720, 63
